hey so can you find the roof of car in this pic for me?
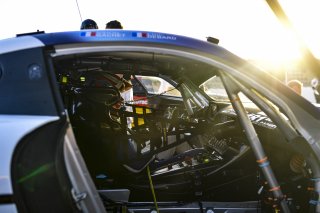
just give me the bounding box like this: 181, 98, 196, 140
1, 30, 241, 62
32, 30, 212, 49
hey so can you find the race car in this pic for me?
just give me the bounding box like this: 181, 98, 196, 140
0, 29, 320, 213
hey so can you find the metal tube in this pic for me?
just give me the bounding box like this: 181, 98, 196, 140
231, 75, 298, 141
220, 73, 290, 212
308, 155, 320, 212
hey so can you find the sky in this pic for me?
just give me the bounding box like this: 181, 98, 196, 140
1, 0, 319, 65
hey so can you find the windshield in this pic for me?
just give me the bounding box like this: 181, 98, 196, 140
200, 75, 252, 103
135, 75, 181, 97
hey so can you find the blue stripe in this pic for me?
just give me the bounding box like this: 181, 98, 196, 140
258, 161, 270, 168
309, 200, 320, 205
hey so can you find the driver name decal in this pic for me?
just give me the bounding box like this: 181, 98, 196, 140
132, 32, 177, 40
81, 31, 126, 38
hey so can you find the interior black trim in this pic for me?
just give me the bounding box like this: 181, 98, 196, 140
0, 194, 14, 204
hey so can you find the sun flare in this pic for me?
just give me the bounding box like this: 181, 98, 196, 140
278, 0, 320, 59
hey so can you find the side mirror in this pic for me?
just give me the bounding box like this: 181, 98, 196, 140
311, 78, 319, 89
311, 78, 320, 103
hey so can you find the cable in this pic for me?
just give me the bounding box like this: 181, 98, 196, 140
75, 0, 83, 22
147, 166, 159, 213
